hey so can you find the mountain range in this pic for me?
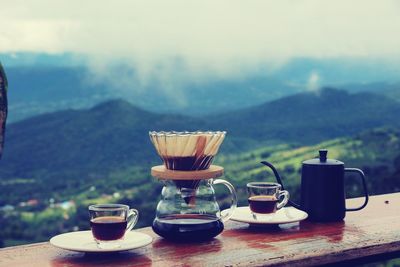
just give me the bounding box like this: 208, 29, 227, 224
5, 66, 302, 122
1, 87, 400, 184
4, 55, 400, 122
211, 88, 400, 143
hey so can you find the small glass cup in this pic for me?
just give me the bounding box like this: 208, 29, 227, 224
247, 182, 289, 220
89, 204, 139, 249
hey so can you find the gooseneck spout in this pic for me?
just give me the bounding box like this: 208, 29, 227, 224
260, 161, 301, 209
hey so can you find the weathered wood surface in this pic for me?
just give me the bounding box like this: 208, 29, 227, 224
0, 193, 399, 267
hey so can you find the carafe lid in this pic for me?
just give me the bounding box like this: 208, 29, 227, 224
302, 149, 344, 166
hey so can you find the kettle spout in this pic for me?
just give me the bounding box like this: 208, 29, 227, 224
260, 161, 286, 190
260, 161, 301, 210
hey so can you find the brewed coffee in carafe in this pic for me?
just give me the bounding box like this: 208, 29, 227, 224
149, 131, 237, 241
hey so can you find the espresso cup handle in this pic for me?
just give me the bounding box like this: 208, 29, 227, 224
126, 209, 139, 232
276, 190, 290, 210
213, 179, 237, 222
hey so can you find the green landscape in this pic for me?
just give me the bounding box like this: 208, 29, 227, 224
2, 3, 400, 265
1, 88, 400, 248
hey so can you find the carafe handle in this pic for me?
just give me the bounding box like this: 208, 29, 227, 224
213, 179, 237, 222
345, 168, 369, 211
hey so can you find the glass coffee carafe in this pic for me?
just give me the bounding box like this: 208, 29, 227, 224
149, 131, 237, 241
151, 165, 237, 241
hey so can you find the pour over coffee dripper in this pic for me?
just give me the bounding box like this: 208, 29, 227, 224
149, 131, 226, 171
149, 131, 237, 241
149, 131, 226, 202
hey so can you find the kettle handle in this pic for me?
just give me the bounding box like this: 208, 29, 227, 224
345, 168, 369, 211
261, 161, 301, 209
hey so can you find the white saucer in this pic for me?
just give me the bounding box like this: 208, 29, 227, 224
222, 206, 308, 225
50, 230, 153, 253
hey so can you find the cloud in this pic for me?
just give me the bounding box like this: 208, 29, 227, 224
307, 71, 320, 92
1, 0, 400, 92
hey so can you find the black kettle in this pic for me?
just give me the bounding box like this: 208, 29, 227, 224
261, 149, 369, 222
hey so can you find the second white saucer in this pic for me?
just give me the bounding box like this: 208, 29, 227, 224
222, 206, 308, 225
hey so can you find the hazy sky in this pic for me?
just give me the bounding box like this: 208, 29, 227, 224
1, 0, 400, 86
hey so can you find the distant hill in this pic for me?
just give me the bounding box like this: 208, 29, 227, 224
341, 81, 400, 102
210, 88, 400, 144
0, 99, 207, 180
382, 84, 400, 102
5, 66, 301, 122
6, 66, 110, 122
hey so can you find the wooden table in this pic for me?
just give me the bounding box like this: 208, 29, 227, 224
0, 193, 399, 267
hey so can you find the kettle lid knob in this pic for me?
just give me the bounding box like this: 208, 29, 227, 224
319, 149, 328, 162
303, 149, 343, 166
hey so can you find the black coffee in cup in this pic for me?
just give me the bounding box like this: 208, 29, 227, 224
89, 204, 139, 249
247, 182, 290, 218
90, 216, 127, 241
248, 195, 278, 214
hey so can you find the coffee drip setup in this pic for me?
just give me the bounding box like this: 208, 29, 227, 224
147, 130, 370, 243
148, 131, 370, 242
49, 131, 372, 256
149, 131, 237, 241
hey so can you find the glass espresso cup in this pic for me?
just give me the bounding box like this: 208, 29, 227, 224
247, 182, 289, 220
89, 204, 139, 249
